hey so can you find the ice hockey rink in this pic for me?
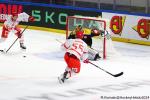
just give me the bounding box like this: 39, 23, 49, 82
0, 28, 150, 100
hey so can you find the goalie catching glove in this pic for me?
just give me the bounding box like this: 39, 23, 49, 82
100, 30, 111, 39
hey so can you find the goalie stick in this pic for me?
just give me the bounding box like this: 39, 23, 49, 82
89, 61, 123, 77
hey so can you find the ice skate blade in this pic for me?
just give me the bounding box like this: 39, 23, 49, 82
58, 77, 64, 84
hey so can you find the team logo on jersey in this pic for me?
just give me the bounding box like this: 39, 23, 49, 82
132, 19, 150, 39
110, 16, 126, 36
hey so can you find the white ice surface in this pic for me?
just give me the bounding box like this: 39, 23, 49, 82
0, 28, 150, 100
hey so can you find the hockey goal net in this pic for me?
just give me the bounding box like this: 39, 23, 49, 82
66, 16, 119, 59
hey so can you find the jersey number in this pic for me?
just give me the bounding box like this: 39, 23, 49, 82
72, 43, 83, 53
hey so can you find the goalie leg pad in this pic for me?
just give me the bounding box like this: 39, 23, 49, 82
88, 48, 101, 61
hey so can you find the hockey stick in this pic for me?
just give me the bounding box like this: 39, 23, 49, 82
55, 39, 63, 44
4, 25, 29, 53
89, 61, 123, 77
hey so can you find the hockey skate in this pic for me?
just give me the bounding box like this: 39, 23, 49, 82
94, 54, 101, 61
58, 71, 68, 84
20, 43, 26, 50
58, 76, 65, 84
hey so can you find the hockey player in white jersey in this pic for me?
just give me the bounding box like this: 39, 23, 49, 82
58, 31, 89, 83
68, 25, 102, 61
0, 12, 34, 49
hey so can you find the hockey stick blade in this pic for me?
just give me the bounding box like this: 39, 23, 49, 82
0, 50, 4, 52
0, 49, 7, 53
112, 72, 123, 77
89, 62, 123, 77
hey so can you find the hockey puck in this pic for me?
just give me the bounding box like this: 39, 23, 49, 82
23, 55, 26, 58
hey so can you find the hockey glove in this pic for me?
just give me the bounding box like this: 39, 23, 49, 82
29, 16, 35, 22
83, 59, 89, 63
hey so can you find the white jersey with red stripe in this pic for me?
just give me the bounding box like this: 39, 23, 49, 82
4, 12, 29, 29
62, 39, 88, 60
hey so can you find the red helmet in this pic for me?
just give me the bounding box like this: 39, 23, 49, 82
76, 31, 84, 39
11, 12, 18, 17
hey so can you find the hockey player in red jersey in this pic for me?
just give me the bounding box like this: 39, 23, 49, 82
58, 30, 89, 83
0, 12, 34, 49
